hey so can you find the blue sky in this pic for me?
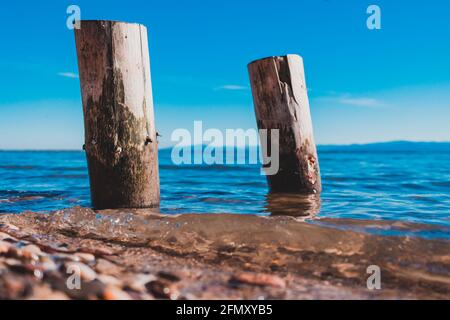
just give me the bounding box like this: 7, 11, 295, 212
0, 0, 449, 149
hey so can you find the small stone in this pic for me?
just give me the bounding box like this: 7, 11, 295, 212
97, 274, 122, 287
230, 272, 286, 289
81, 248, 114, 256
145, 280, 179, 299
0, 240, 12, 254
22, 244, 42, 255
102, 285, 132, 300
8, 262, 45, 279
48, 243, 70, 253
6, 246, 23, 259
157, 270, 183, 282
0, 232, 17, 241
124, 274, 156, 292
40, 256, 57, 272
2, 223, 19, 231
4, 258, 21, 267
27, 284, 70, 300
65, 262, 97, 282
332, 263, 359, 278
74, 252, 96, 263
1, 274, 31, 298
21, 244, 42, 260
55, 253, 80, 262
95, 258, 121, 275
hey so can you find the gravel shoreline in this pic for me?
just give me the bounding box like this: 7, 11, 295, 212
0, 208, 449, 300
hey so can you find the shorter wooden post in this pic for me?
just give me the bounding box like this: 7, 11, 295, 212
248, 54, 321, 194
75, 20, 160, 209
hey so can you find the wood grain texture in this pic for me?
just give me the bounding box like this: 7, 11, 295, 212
248, 54, 321, 194
75, 20, 159, 209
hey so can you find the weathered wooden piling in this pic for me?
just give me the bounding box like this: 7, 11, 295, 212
248, 54, 321, 194
75, 20, 160, 209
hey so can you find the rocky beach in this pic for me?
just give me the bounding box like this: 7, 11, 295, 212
0, 207, 449, 300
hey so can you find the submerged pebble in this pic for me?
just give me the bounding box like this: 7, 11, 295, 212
230, 272, 286, 289
74, 252, 96, 263
157, 270, 183, 282
0, 232, 17, 241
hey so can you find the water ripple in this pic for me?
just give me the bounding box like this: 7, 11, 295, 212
0, 148, 449, 239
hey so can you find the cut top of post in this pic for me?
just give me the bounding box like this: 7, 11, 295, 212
248, 54, 303, 67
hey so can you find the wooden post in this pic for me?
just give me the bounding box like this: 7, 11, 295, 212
248, 54, 321, 194
75, 20, 160, 209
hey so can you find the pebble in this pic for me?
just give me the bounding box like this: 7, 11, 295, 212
55, 253, 80, 262
124, 273, 156, 292
0, 240, 12, 254
2, 223, 19, 231
95, 258, 121, 275
40, 256, 58, 272
2, 275, 30, 298
9, 262, 45, 279
74, 252, 96, 263
0, 232, 17, 241
145, 280, 179, 299
21, 244, 42, 261
102, 285, 132, 300
6, 246, 22, 259
22, 244, 42, 255
157, 270, 183, 282
230, 272, 286, 289
97, 274, 122, 287
332, 263, 359, 278
27, 285, 70, 300
4, 258, 21, 267
73, 247, 114, 256
93, 247, 114, 256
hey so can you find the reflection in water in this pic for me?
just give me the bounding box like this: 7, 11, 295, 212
2, 149, 450, 240
265, 193, 321, 217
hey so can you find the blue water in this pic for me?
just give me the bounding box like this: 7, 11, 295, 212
1, 142, 450, 239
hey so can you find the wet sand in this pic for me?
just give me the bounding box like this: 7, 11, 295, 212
0, 207, 449, 299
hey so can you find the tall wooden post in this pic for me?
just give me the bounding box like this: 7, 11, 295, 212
75, 20, 160, 209
248, 54, 321, 194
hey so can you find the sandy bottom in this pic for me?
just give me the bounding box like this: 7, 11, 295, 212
0, 207, 449, 299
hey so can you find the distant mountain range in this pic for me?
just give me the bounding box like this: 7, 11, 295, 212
318, 141, 450, 152
159, 141, 450, 153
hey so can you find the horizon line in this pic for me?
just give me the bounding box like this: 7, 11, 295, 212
1, 140, 450, 152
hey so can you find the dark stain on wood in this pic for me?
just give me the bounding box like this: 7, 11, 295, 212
75, 21, 160, 209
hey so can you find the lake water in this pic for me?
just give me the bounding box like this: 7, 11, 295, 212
1, 142, 450, 239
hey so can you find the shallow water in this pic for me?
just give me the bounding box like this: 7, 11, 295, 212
3, 208, 449, 299
1, 142, 450, 239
